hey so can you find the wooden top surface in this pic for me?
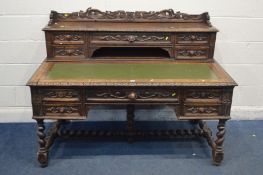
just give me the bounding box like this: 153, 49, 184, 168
27, 61, 237, 87
44, 22, 218, 32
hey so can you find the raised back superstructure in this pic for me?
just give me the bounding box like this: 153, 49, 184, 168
44, 8, 217, 61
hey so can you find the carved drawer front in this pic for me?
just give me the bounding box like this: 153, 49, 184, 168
53, 46, 84, 58
183, 105, 222, 117
175, 46, 209, 59
90, 32, 172, 45
185, 89, 222, 103
43, 104, 82, 117
177, 33, 209, 44
41, 89, 81, 102
52, 32, 84, 45
86, 88, 179, 103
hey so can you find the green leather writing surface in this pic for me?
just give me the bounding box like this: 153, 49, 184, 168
47, 63, 219, 80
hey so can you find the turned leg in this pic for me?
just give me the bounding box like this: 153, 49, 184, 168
36, 119, 48, 167
213, 119, 227, 165
126, 105, 135, 143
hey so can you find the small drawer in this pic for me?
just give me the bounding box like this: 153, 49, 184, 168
86, 88, 179, 103
183, 105, 222, 117
175, 46, 209, 59
53, 45, 84, 58
177, 33, 209, 44
52, 32, 84, 45
43, 104, 82, 117
91, 32, 172, 46
185, 89, 222, 103
40, 89, 81, 102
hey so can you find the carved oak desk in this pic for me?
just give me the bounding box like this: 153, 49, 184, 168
27, 8, 237, 167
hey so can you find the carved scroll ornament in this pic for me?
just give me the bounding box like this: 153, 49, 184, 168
55, 48, 83, 56
46, 106, 79, 114
99, 34, 168, 42
48, 8, 211, 26
177, 50, 206, 57
45, 90, 79, 98
54, 34, 83, 41
186, 106, 217, 114
94, 90, 177, 99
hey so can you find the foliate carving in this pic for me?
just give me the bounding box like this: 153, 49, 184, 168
178, 33, 208, 42
55, 48, 83, 56
94, 90, 177, 99
177, 50, 206, 57
187, 91, 220, 99
45, 90, 79, 99
48, 8, 211, 25
96, 91, 127, 99
54, 34, 83, 41
99, 34, 168, 42
46, 106, 79, 114
137, 91, 176, 98
186, 106, 218, 114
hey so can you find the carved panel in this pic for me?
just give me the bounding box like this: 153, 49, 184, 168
54, 47, 84, 57
186, 90, 220, 99
184, 106, 220, 116
41, 89, 80, 102
53, 33, 84, 44
99, 34, 169, 42
185, 89, 222, 103
177, 50, 206, 57
86, 88, 178, 102
48, 8, 211, 25
91, 33, 171, 45
43, 105, 81, 116
176, 47, 208, 59
177, 33, 209, 44
95, 90, 177, 99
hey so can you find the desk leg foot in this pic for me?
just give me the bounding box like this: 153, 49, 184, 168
212, 119, 226, 165
127, 105, 135, 143
36, 119, 48, 167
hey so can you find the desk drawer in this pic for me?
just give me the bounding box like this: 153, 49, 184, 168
185, 89, 222, 103
40, 89, 81, 102
91, 32, 172, 46
86, 88, 179, 103
175, 46, 209, 59
183, 104, 222, 117
53, 45, 84, 58
42, 103, 82, 117
52, 32, 85, 45
177, 33, 209, 44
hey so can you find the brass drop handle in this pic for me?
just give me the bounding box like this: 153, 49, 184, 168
128, 92, 137, 100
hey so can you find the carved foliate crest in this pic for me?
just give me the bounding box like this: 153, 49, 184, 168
48, 8, 211, 26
